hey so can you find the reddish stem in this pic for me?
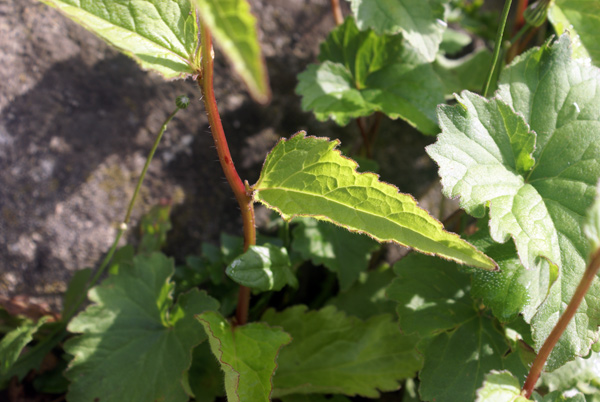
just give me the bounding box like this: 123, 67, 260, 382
522, 248, 600, 398
356, 117, 372, 158
198, 25, 255, 326
330, 0, 343, 25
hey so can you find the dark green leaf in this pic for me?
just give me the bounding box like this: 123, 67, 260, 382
62, 268, 92, 317
291, 217, 378, 291
138, 203, 172, 254
187, 342, 225, 402
264, 306, 422, 398
64, 253, 219, 402
327, 265, 397, 320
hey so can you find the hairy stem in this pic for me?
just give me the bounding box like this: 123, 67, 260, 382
482, 0, 514, 97
198, 24, 256, 326
522, 248, 600, 398
330, 0, 343, 25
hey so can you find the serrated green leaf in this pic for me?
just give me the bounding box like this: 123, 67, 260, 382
549, 0, 600, 66
427, 36, 600, 369
387, 253, 474, 337
296, 18, 445, 134
433, 48, 493, 96
533, 391, 587, 402
264, 306, 422, 398
466, 223, 556, 324
198, 311, 291, 402
541, 352, 600, 396
254, 132, 495, 270
0, 317, 49, 378
225, 244, 297, 292
476, 371, 529, 402
291, 217, 379, 291
192, 0, 270, 103
38, 0, 198, 79
327, 266, 397, 320
349, 0, 449, 62
64, 253, 219, 402
419, 316, 526, 402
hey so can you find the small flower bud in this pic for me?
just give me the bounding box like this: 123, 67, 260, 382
524, 0, 551, 27
176, 95, 190, 109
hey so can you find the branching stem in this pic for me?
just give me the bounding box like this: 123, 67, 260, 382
483, 0, 513, 97
198, 24, 256, 326
522, 248, 600, 398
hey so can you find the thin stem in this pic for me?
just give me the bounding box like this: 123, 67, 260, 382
482, 0, 514, 97
522, 248, 600, 398
62, 105, 182, 323
198, 24, 256, 326
330, 0, 343, 25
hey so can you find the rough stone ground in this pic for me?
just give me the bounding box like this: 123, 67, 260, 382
0, 0, 455, 310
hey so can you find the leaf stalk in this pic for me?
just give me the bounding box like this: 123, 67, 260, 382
522, 248, 600, 398
198, 24, 255, 326
482, 0, 514, 97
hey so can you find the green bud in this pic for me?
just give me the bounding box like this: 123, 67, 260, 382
175, 95, 190, 109
524, 0, 552, 27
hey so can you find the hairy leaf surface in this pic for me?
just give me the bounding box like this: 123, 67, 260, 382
427, 36, 600, 368
254, 132, 495, 270
296, 18, 444, 134
291, 217, 379, 290
549, 0, 600, 66
64, 253, 219, 402
349, 0, 449, 62
192, 0, 270, 103
475, 371, 529, 402
39, 0, 198, 79
225, 244, 297, 291
264, 306, 421, 398
198, 311, 291, 402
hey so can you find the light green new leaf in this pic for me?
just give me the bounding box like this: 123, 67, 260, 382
387, 253, 474, 338
419, 316, 527, 402
253, 132, 495, 270
296, 17, 445, 134
198, 311, 291, 402
291, 217, 379, 291
427, 36, 600, 369
192, 0, 270, 103
64, 253, 219, 402
38, 0, 199, 79
264, 306, 421, 398
0, 317, 49, 378
476, 371, 529, 402
549, 0, 600, 66
225, 244, 297, 292
349, 0, 449, 62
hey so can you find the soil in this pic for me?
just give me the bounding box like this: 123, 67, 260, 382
0, 0, 453, 310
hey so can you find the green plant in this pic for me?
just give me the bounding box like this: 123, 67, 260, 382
2, 0, 600, 401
